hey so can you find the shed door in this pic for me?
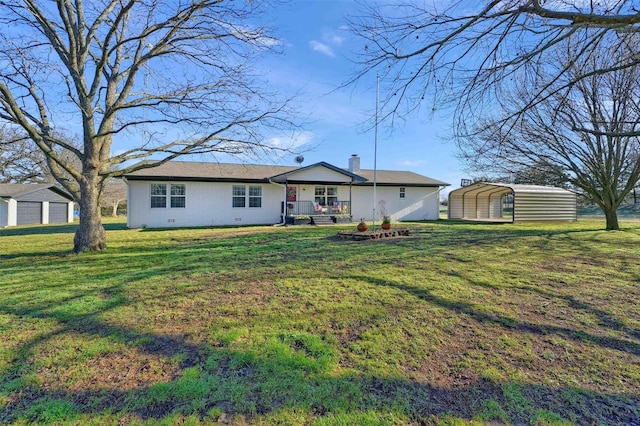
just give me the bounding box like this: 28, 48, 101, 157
17, 201, 42, 225
49, 203, 68, 223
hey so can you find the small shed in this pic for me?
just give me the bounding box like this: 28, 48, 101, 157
448, 183, 577, 222
0, 184, 75, 227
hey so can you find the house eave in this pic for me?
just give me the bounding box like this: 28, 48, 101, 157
123, 176, 272, 184
354, 182, 449, 187
124, 176, 448, 187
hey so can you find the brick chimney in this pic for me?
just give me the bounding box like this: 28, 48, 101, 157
348, 154, 360, 174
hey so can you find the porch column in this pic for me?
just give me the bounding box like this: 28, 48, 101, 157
349, 181, 353, 216
283, 181, 288, 220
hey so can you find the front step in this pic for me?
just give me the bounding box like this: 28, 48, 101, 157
311, 215, 334, 225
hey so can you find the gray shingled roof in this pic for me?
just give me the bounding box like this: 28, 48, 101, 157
124, 161, 294, 181
124, 160, 449, 186
0, 183, 70, 198
355, 169, 448, 186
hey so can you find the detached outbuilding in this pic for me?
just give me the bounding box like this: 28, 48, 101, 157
448, 183, 577, 222
0, 184, 75, 227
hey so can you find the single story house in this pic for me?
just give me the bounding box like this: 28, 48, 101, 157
0, 183, 75, 227
124, 155, 449, 228
448, 182, 577, 222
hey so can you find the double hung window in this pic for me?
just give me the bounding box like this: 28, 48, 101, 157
232, 185, 246, 208
233, 185, 262, 208
151, 184, 167, 208
249, 186, 262, 208
170, 184, 186, 208
314, 186, 338, 206
151, 184, 186, 208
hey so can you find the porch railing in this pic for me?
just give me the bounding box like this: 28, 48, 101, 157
282, 200, 351, 216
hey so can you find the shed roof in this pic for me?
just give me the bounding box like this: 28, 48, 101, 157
0, 183, 73, 200
124, 160, 449, 187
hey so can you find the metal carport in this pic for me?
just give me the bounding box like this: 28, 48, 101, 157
448, 183, 577, 222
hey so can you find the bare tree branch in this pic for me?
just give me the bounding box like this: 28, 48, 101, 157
348, 0, 640, 136
0, 127, 52, 183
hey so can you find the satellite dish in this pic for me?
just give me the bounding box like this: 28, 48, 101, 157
294, 155, 304, 165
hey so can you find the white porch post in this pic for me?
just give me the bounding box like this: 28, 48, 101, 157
349, 181, 353, 217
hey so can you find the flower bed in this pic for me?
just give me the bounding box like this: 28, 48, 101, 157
337, 228, 410, 240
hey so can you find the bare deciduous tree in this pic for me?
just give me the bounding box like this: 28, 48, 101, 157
0, 128, 51, 183
512, 163, 570, 188
348, 1, 640, 135
100, 178, 127, 217
0, 0, 296, 252
459, 35, 640, 230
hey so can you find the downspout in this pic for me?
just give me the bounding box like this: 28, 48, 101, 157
269, 179, 287, 226
438, 185, 446, 219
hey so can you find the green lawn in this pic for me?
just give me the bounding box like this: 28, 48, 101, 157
1, 219, 639, 425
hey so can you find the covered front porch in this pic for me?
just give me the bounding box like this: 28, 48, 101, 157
282, 200, 352, 225
270, 161, 366, 226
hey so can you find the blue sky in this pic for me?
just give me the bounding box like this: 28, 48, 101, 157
251, 1, 465, 193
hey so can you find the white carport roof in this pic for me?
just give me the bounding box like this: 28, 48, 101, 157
450, 182, 575, 197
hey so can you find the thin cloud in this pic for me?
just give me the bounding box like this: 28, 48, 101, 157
309, 40, 335, 57
322, 30, 344, 46
398, 159, 428, 167
269, 130, 315, 150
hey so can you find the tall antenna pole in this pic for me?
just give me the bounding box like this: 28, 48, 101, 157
143, 44, 153, 144
373, 73, 379, 229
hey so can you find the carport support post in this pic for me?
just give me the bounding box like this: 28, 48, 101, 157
511, 191, 515, 223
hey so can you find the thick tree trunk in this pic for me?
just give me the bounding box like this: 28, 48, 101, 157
603, 206, 620, 231
74, 178, 107, 253
111, 202, 118, 217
